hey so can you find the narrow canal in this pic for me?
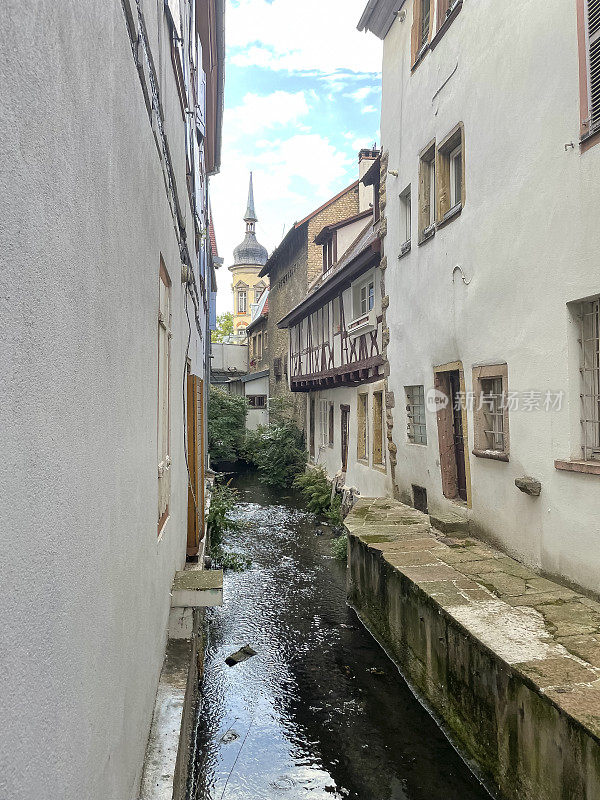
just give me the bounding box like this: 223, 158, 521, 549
189, 471, 491, 800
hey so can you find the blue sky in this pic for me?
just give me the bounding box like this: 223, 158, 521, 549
211, 0, 382, 313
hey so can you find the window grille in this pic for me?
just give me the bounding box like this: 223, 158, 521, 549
406, 385, 427, 445
480, 377, 505, 452
588, 0, 600, 131
580, 298, 600, 460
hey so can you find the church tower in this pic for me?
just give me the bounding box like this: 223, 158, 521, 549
229, 173, 268, 339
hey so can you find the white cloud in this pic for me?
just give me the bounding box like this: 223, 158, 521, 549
349, 86, 374, 102
224, 90, 310, 136
227, 0, 382, 76
210, 132, 355, 313
361, 105, 378, 114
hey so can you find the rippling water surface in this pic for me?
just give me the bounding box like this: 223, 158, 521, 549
189, 471, 491, 800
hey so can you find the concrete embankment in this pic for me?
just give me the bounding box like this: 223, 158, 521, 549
346, 498, 600, 800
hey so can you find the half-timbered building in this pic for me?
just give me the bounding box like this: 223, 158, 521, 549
279, 157, 391, 497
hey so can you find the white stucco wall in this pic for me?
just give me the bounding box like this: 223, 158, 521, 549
244, 374, 270, 429
211, 342, 249, 374
308, 383, 390, 499
380, 0, 600, 592
336, 217, 371, 263
0, 1, 211, 799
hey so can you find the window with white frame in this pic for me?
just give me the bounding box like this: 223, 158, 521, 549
355, 277, 375, 318
238, 289, 247, 314
319, 398, 329, 448
400, 186, 411, 248
158, 261, 171, 533
405, 385, 427, 445
580, 298, 600, 460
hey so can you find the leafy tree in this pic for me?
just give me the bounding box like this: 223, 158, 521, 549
211, 312, 234, 343
208, 387, 247, 463
243, 419, 307, 488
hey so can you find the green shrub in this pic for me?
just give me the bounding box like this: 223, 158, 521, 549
207, 482, 238, 549
208, 387, 247, 463
325, 494, 344, 527
206, 482, 250, 571
331, 533, 348, 562
293, 467, 332, 514
244, 419, 307, 488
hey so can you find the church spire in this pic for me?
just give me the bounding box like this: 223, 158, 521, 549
244, 172, 257, 232
231, 172, 268, 269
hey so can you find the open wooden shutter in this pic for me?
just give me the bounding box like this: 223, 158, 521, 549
437, 0, 450, 29
410, 1, 421, 64
589, 0, 600, 131
186, 374, 205, 556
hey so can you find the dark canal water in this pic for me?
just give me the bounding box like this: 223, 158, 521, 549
189, 471, 491, 800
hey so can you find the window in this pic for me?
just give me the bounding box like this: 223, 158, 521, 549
473, 364, 510, 460
411, 0, 432, 65
358, 393, 369, 460
257, 333, 263, 359
319, 399, 329, 448
323, 235, 336, 272
248, 395, 267, 408
449, 145, 462, 207
238, 290, 247, 314
400, 185, 411, 252
158, 260, 171, 534
580, 298, 600, 460
373, 391, 385, 465
333, 296, 341, 333
437, 124, 464, 223
578, 0, 600, 140
328, 402, 334, 446
264, 330, 268, 350
355, 278, 375, 318
418, 144, 436, 240
405, 385, 427, 445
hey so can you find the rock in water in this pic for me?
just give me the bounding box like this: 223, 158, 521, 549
225, 644, 257, 667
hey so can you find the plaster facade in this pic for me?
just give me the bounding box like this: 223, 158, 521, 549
0, 0, 222, 798
263, 183, 361, 428
368, 0, 600, 594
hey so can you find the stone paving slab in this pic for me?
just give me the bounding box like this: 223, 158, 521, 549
345, 497, 600, 742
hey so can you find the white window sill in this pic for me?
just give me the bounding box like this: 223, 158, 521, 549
348, 309, 376, 337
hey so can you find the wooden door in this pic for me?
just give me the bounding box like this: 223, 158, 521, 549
341, 404, 350, 472
186, 373, 205, 557
449, 371, 467, 502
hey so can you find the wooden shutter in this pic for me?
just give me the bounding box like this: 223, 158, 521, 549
186, 374, 205, 556
411, 0, 421, 64
589, 0, 600, 131
437, 0, 450, 29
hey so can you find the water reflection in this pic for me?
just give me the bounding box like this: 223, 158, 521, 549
189, 471, 491, 800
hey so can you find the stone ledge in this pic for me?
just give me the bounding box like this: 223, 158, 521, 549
346, 497, 600, 800
171, 568, 223, 608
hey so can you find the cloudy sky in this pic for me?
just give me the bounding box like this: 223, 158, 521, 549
210, 0, 382, 314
